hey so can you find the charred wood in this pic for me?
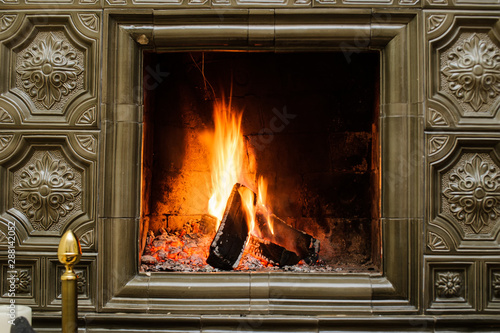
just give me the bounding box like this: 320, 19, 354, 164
254, 209, 320, 265
247, 236, 300, 266
206, 183, 249, 270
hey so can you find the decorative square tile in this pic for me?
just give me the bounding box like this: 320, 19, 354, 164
484, 262, 500, 311
0, 257, 42, 308
426, 259, 476, 312
47, 257, 96, 310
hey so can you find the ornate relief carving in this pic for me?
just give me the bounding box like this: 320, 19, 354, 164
427, 231, 450, 251
441, 34, 500, 113
0, 230, 6, 245
427, 15, 446, 34
13, 151, 82, 231
16, 31, 84, 111
57, 266, 88, 297
80, 229, 94, 247
75, 269, 87, 294
493, 272, 500, 298
0, 135, 13, 152
8, 269, 32, 294
78, 14, 99, 32
0, 14, 16, 32
0, 107, 14, 123
77, 106, 96, 125
76, 135, 96, 154
0, 135, 13, 150
429, 108, 449, 127
435, 271, 462, 298
429, 135, 449, 156
442, 153, 500, 234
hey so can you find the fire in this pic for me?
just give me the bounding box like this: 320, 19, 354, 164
205, 97, 275, 239
207, 100, 245, 228
256, 176, 274, 235
240, 176, 274, 239
238, 186, 256, 235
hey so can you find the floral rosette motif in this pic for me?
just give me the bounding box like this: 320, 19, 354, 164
435, 271, 462, 298
493, 273, 500, 298
16, 33, 83, 109
14, 153, 81, 230
441, 34, 500, 111
13, 270, 32, 294
443, 154, 500, 234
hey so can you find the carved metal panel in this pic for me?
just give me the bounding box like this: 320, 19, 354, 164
99, 0, 422, 5
0, 107, 14, 124
426, 259, 476, 312
0, 12, 99, 127
484, 262, 500, 311
0, 134, 14, 153
425, 0, 500, 8
12, 150, 83, 232
0, 134, 97, 249
0, 15, 17, 31
427, 134, 500, 253
47, 257, 96, 310
441, 34, 500, 114
426, 14, 500, 129
15, 31, 84, 111
0, 257, 42, 308
441, 153, 500, 235
0, 0, 424, 5
427, 231, 451, 252
78, 227, 95, 249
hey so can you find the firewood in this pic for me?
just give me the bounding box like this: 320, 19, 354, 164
236, 186, 320, 264
206, 183, 249, 270
254, 208, 320, 264
247, 236, 300, 266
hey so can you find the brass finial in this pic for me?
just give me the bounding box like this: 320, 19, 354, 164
58, 230, 82, 270
58, 230, 81, 333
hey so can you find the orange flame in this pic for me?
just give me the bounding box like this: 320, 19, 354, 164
239, 176, 274, 239
205, 97, 275, 237
256, 176, 274, 235
207, 101, 245, 228
239, 186, 256, 235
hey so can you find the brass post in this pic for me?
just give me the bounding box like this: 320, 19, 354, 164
57, 230, 82, 333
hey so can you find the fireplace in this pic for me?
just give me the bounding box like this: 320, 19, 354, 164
140, 51, 380, 272
97, 9, 421, 320
3, 5, 500, 332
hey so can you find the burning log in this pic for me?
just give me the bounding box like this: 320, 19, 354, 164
207, 183, 320, 270
247, 236, 300, 266
206, 184, 249, 270
254, 209, 320, 264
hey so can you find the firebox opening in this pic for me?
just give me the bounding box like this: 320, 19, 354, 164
140, 51, 381, 273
